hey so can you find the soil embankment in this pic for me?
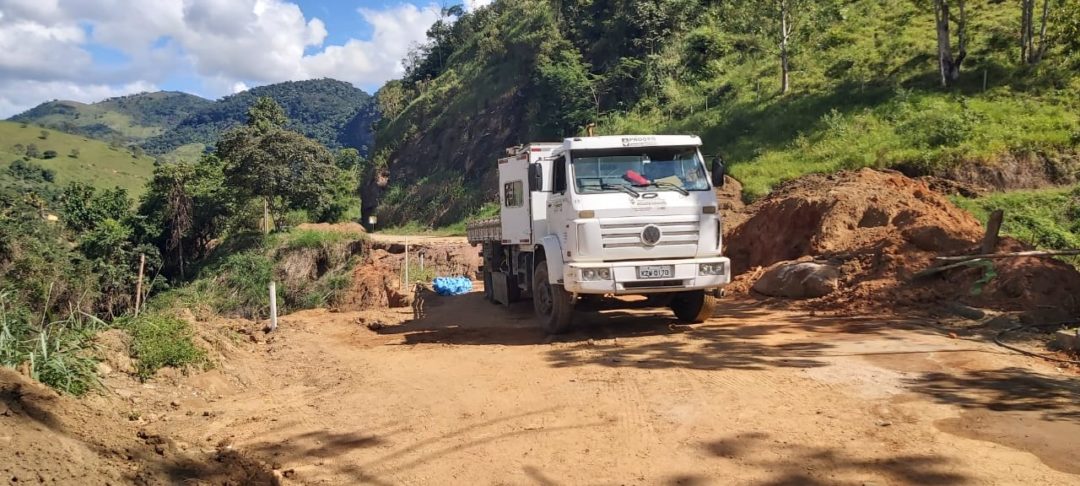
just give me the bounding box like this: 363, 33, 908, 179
725, 168, 1080, 318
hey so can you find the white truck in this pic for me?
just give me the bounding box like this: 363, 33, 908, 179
466, 135, 731, 333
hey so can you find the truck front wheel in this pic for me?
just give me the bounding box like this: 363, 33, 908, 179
670, 290, 718, 323
533, 264, 574, 334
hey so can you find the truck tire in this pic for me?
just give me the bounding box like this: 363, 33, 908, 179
670, 290, 718, 323
533, 264, 574, 334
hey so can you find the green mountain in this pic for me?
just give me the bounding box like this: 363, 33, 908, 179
9, 91, 213, 144
370, 0, 1080, 227
141, 78, 377, 156
10, 79, 379, 161
0, 121, 155, 195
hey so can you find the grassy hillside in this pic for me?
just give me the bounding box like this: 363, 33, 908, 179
11, 80, 378, 163
370, 0, 1080, 226
595, 1, 1080, 198
954, 186, 1080, 251
0, 121, 155, 195
9, 92, 212, 144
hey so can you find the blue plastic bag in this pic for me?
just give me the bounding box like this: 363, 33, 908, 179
432, 276, 474, 296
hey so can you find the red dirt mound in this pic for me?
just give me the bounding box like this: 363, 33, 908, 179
340, 248, 410, 310
725, 168, 1080, 316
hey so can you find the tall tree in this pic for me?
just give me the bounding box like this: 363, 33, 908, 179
246, 96, 288, 134
163, 165, 194, 279
217, 98, 343, 228
1021, 0, 1059, 65
733, 1, 838, 94
926, 0, 968, 87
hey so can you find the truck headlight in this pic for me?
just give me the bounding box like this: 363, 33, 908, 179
581, 267, 612, 281
699, 262, 726, 276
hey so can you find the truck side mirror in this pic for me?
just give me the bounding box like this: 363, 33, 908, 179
528, 163, 544, 191
711, 157, 726, 188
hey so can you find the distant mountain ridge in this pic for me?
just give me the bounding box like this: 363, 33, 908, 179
9, 78, 379, 159
10, 91, 212, 143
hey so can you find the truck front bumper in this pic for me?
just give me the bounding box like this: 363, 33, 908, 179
563, 257, 731, 295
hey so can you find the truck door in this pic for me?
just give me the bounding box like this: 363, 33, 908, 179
547, 155, 570, 251
499, 156, 532, 245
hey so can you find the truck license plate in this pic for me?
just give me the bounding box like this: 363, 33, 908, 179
637, 265, 674, 279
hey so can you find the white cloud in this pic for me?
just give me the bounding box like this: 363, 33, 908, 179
302, 4, 441, 85
464, 0, 494, 11
0, 0, 448, 117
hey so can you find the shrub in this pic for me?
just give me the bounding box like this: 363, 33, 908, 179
43, 150, 58, 159
1, 291, 105, 396
215, 251, 276, 319
124, 314, 207, 380
683, 28, 727, 78
895, 109, 979, 148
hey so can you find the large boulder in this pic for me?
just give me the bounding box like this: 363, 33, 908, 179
752, 261, 840, 299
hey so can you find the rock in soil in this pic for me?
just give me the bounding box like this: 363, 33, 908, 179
752, 261, 840, 299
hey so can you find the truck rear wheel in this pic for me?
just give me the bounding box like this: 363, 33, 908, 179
670, 290, 718, 323
533, 264, 574, 334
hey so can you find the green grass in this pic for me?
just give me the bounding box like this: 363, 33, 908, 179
277, 228, 366, 250
589, 0, 1080, 199
1, 290, 107, 395
159, 142, 206, 164
149, 227, 367, 319
0, 121, 156, 196
122, 313, 207, 380
953, 186, 1080, 250
377, 221, 467, 237
13, 101, 165, 140
378, 201, 499, 236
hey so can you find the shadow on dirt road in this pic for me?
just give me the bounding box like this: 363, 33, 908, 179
692, 431, 969, 485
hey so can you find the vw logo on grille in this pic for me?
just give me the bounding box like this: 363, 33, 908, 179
640, 225, 662, 246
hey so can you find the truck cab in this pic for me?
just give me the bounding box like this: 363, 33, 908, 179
468, 135, 731, 333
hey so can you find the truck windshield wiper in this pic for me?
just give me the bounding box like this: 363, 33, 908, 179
602, 183, 640, 198
649, 181, 689, 196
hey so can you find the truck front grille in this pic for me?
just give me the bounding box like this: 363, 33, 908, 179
600, 218, 700, 249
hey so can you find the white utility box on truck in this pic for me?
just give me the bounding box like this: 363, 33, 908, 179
467, 135, 731, 333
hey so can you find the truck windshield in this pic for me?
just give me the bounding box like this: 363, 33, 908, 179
572, 147, 709, 194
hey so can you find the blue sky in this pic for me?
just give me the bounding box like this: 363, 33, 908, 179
0, 0, 491, 117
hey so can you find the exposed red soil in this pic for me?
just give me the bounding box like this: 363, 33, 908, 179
725, 168, 1080, 317
338, 239, 480, 311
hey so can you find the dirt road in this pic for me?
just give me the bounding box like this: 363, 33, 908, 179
89, 290, 1075, 485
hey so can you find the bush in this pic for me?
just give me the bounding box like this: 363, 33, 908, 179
1, 291, 105, 396
124, 314, 207, 380
683, 28, 727, 78
895, 109, 979, 148
42, 150, 58, 159
215, 251, 276, 319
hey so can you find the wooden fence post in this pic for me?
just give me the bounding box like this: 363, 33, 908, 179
268, 281, 278, 332
981, 209, 1004, 255
134, 254, 145, 317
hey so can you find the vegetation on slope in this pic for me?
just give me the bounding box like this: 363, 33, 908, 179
9, 91, 213, 144
954, 186, 1080, 251
10, 79, 379, 165
0, 121, 155, 195
1, 97, 365, 393
141, 79, 378, 156
371, 0, 1080, 226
